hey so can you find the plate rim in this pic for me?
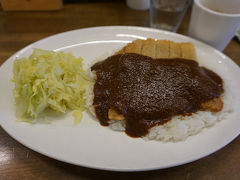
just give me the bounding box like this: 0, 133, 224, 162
0, 26, 240, 172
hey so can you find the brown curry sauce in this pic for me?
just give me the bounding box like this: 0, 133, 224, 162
91, 53, 223, 137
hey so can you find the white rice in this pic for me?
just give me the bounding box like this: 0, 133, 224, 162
85, 67, 234, 142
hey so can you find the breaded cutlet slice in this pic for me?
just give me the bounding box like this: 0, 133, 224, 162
108, 39, 223, 121
180, 42, 196, 60
156, 40, 170, 58
141, 38, 156, 58
169, 41, 181, 58
117, 39, 143, 54
115, 38, 196, 60
200, 98, 224, 112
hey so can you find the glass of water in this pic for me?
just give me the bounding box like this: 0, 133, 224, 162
150, 0, 191, 32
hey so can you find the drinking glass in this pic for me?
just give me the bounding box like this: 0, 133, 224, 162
150, 0, 191, 32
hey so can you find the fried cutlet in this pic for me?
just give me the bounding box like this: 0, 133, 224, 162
115, 38, 196, 60
108, 39, 223, 121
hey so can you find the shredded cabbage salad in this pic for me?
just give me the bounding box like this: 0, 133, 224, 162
13, 49, 91, 122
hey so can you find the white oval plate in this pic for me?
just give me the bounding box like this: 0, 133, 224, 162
0, 26, 240, 171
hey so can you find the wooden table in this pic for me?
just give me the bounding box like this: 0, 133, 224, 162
0, 1, 239, 179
